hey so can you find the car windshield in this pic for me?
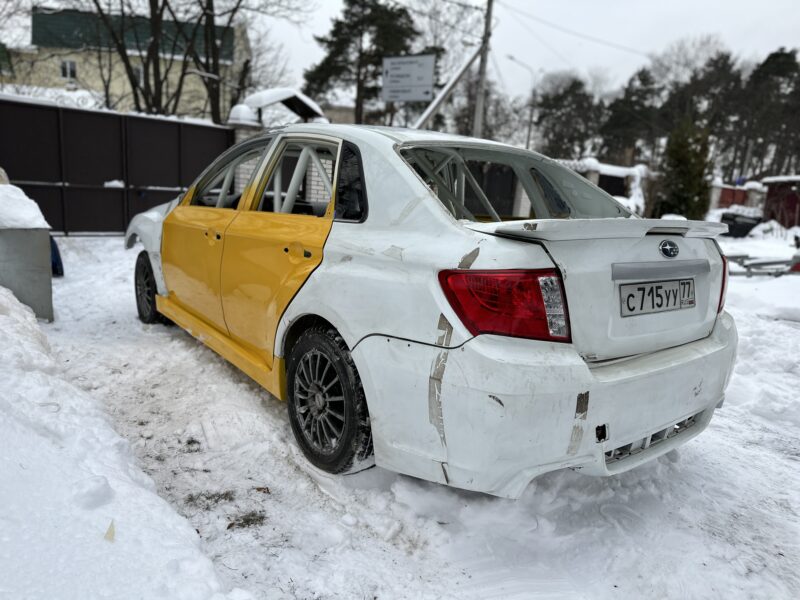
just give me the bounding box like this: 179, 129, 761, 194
399, 145, 631, 221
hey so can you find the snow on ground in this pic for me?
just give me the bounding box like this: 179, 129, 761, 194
717, 221, 800, 260
0, 287, 250, 600
29, 236, 800, 599
0, 184, 50, 229
717, 230, 800, 322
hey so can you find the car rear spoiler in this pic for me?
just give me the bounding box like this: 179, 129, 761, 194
463, 218, 728, 242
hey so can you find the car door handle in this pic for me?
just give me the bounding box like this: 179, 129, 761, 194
283, 244, 312, 259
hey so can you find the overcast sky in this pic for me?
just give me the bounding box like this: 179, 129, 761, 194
267, 0, 800, 99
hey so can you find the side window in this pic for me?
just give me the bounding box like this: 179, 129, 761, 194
257, 140, 337, 217
190, 142, 268, 209
334, 142, 367, 221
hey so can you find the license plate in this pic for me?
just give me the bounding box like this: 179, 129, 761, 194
619, 279, 695, 317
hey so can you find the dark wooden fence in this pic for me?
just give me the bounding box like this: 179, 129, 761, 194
0, 96, 234, 233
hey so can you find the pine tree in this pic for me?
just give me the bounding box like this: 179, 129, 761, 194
654, 118, 710, 219
303, 0, 418, 124
600, 68, 662, 165
534, 75, 603, 159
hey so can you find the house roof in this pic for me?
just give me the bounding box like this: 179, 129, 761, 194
31, 7, 234, 62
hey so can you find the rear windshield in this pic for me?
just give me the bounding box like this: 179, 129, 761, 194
399, 145, 630, 221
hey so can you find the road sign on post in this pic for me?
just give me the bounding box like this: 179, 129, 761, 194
382, 55, 435, 103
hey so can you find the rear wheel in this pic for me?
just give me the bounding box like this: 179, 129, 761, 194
286, 327, 373, 473
134, 251, 168, 324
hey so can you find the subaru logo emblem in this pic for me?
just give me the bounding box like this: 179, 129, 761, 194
659, 240, 679, 258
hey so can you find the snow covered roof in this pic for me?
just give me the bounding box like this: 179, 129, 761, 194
253, 123, 510, 149
0, 90, 229, 128
243, 88, 326, 121
761, 175, 800, 184
0, 184, 50, 229
742, 181, 767, 192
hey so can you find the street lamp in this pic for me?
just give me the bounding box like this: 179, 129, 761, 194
506, 54, 539, 150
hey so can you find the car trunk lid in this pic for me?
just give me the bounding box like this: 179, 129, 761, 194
465, 218, 728, 361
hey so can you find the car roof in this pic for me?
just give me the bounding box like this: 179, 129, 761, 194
264, 122, 537, 154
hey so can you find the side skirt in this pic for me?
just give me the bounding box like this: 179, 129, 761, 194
156, 295, 286, 400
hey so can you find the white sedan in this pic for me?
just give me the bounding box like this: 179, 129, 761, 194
126, 124, 737, 498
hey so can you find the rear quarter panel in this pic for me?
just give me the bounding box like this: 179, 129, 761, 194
274, 136, 558, 355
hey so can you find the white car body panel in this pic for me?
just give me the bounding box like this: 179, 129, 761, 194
128, 124, 738, 498
353, 312, 736, 498
124, 198, 179, 295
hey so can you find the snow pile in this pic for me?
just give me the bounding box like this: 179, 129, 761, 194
625, 165, 647, 216
0, 87, 105, 110
0, 184, 50, 229
611, 166, 647, 216
706, 205, 763, 222
747, 219, 800, 240
742, 180, 767, 193
37, 237, 800, 599
725, 276, 800, 323
228, 103, 260, 125
0, 287, 250, 600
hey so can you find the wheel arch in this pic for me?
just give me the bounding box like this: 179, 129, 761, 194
279, 313, 341, 360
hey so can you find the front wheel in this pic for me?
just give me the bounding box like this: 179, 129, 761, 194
286, 327, 373, 473
134, 251, 168, 324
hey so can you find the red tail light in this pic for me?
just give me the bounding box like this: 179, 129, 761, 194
717, 255, 728, 314
438, 269, 571, 342
791, 260, 800, 273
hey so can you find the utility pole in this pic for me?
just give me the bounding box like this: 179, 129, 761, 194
413, 44, 482, 130
507, 55, 538, 149
472, 0, 494, 139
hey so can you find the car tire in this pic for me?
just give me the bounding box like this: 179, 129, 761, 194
134, 251, 169, 325
287, 327, 373, 474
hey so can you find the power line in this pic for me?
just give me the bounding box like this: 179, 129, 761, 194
490, 51, 508, 93
438, 0, 484, 11
497, 1, 650, 58
507, 13, 574, 69
395, 2, 482, 42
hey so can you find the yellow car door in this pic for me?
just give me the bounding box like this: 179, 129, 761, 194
220, 135, 340, 372
162, 205, 237, 332
161, 139, 271, 333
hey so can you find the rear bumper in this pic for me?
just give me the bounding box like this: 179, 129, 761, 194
352, 312, 737, 499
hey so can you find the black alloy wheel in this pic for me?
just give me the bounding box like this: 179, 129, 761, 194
287, 327, 373, 473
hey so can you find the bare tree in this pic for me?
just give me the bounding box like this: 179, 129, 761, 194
649, 35, 726, 89
82, 0, 200, 115
229, 23, 290, 108
404, 0, 482, 76
167, 0, 311, 123
0, 0, 28, 24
